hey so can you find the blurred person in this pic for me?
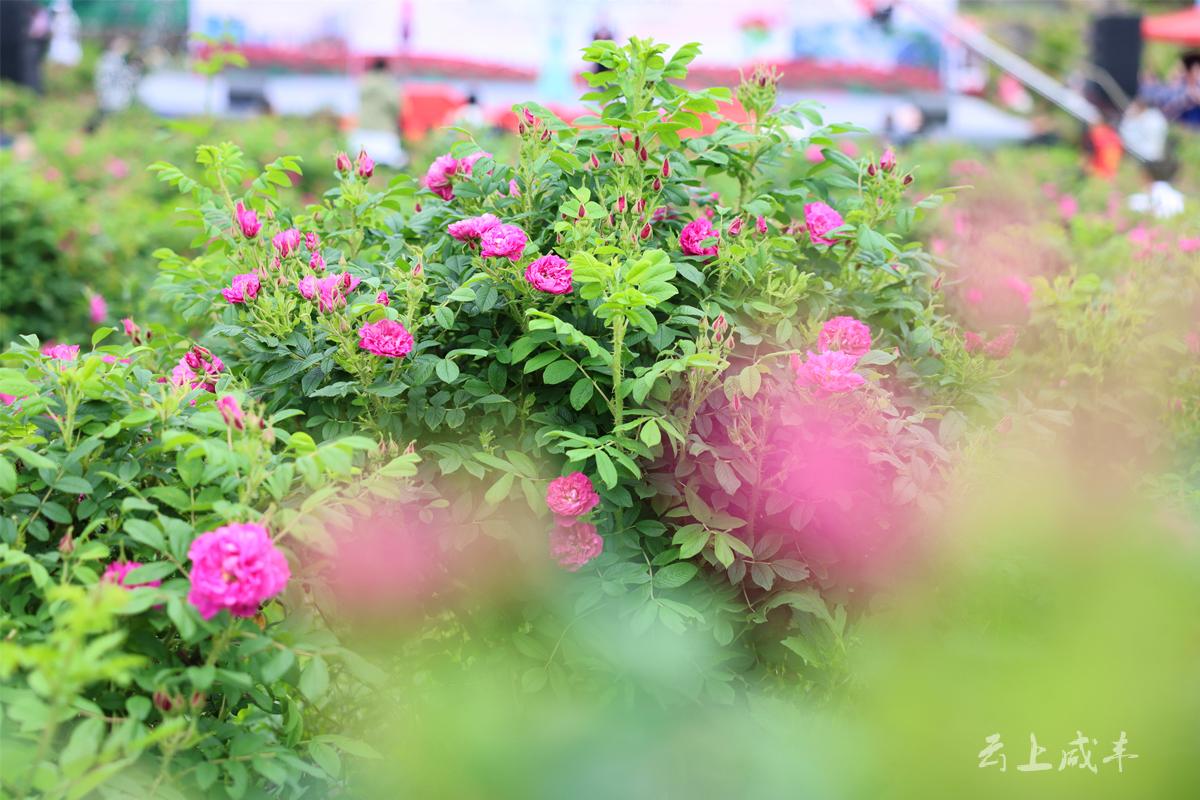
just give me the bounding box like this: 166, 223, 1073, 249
46, 0, 81, 68
1128, 158, 1185, 220
351, 58, 405, 168
1119, 96, 1169, 164
450, 91, 486, 129
1141, 51, 1200, 128
86, 36, 138, 133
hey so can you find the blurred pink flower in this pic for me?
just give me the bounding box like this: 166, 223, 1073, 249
508, 178, 521, 197
1058, 195, 1078, 220
102, 561, 161, 590
879, 148, 896, 172
1004, 275, 1033, 306
217, 395, 244, 430
839, 139, 859, 158
545, 472, 600, 518
480, 223, 527, 261
793, 350, 865, 393
0, 394, 16, 406
358, 319, 414, 358
309, 251, 326, 272
88, 293, 107, 324
549, 520, 603, 572
805, 145, 824, 163
298, 275, 317, 300
525, 254, 573, 294
187, 522, 290, 620
1179, 236, 1200, 253
756, 215, 768, 235
106, 157, 129, 179
305, 231, 320, 251
43, 344, 79, 361
376, 290, 390, 306
679, 218, 720, 257
818, 316, 872, 358
804, 202, 844, 247
459, 150, 492, 176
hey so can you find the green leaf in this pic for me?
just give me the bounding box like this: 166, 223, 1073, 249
123, 519, 165, 550
125, 561, 176, 583
542, 360, 577, 385
484, 472, 515, 505
568, 377, 594, 410
299, 656, 330, 701
167, 596, 197, 638
308, 742, 341, 779
0, 457, 16, 494
262, 647, 296, 684
91, 327, 115, 347
593, 450, 617, 488
434, 359, 459, 383
653, 562, 698, 589
639, 420, 661, 448
521, 667, 547, 693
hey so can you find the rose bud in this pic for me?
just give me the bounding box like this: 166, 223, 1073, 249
727, 218, 744, 236
880, 148, 897, 172
652, 178, 661, 191
616, 195, 627, 213
661, 159, 670, 177
639, 223, 651, 239
590, 153, 600, 169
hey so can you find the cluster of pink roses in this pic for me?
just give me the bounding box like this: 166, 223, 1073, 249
298, 272, 361, 313
446, 212, 574, 294
793, 316, 873, 394
170, 345, 225, 392
221, 273, 261, 304
963, 328, 1017, 360
186, 521, 290, 620
422, 150, 491, 201
545, 472, 603, 571
336, 148, 375, 179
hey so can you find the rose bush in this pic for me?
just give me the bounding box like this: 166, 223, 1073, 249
2, 39, 986, 795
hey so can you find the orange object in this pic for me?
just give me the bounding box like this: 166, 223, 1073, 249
1086, 124, 1123, 180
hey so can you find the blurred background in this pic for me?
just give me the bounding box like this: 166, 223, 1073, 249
2, 1, 1200, 798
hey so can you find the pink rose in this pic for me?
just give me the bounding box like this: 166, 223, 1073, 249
358, 319, 414, 358
102, 561, 162, 590
727, 217, 744, 236
879, 148, 896, 172
43, 344, 79, 361
1004, 275, 1033, 307
480, 223, 528, 261
1, 394, 17, 406
983, 328, 1017, 360
805, 145, 824, 163
309, 251, 326, 272
459, 151, 492, 176
793, 350, 865, 394
423, 154, 458, 200
525, 254, 572, 294
335, 151, 352, 173
549, 520, 603, 572
376, 290, 390, 306
804, 202, 844, 247
187, 522, 290, 620
221, 273, 261, 304
235, 202, 261, 239
508, 179, 521, 197
217, 395, 244, 430
818, 316, 872, 358
272, 229, 301, 257
171, 346, 224, 392
298, 275, 317, 300
545, 472, 600, 518
1058, 195, 1079, 221
1179, 236, 1200, 253
756, 215, 768, 235
447, 213, 501, 242
679, 218, 719, 257
88, 293, 108, 324
356, 147, 375, 178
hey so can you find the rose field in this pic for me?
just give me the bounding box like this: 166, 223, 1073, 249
2, 36, 1200, 800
